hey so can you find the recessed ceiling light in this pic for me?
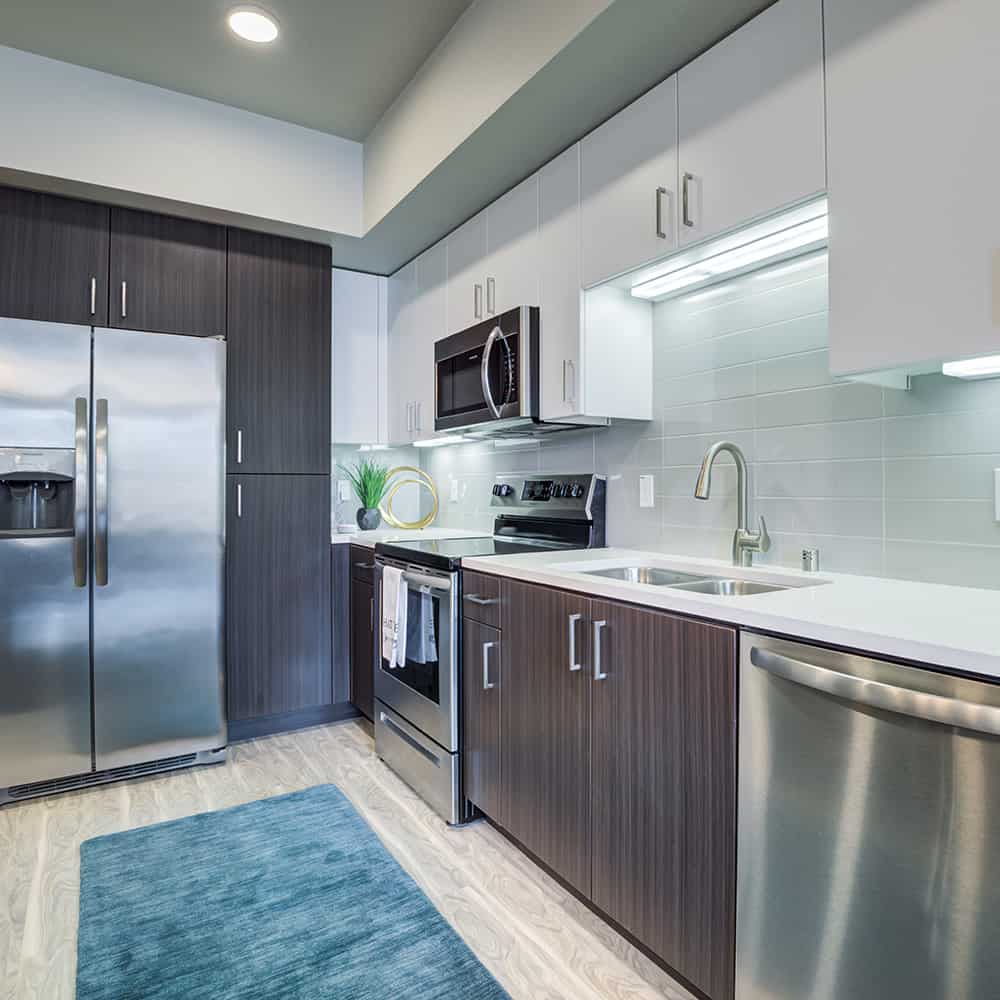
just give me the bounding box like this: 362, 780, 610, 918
228, 6, 280, 44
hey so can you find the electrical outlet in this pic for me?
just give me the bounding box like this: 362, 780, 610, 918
450, 479, 460, 503
639, 474, 655, 508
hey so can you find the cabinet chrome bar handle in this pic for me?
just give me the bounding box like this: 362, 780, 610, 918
370, 597, 374, 631
482, 640, 498, 690
120, 281, 127, 319
562, 360, 567, 402
565, 359, 575, 402
465, 593, 498, 606
72, 397, 89, 587
89, 277, 97, 316
568, 613, 583, 672
236, 428, 243, 464
474, 283, 483, 320
486, 276, 496, 314
655, 186, 668, 239
750, 646, 1000, 737
356, 561, 376, 571
682, 172, 695, 228
415, 401, 421, 432
406, 401, 413, 432
94, 398, 109, 587
236, 482, 243, 518
593, 620, 608, 680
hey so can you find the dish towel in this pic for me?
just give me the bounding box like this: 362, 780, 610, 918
405, 588, 438, 665
381, 566, 408, 668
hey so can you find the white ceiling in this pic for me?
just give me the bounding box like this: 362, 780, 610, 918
0, 0, 474, 140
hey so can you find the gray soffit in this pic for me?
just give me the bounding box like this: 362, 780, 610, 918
335, 0, 777, 274
0, 0, 473, 141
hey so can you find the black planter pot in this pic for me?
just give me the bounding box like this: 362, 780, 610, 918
357, 507, 382, 531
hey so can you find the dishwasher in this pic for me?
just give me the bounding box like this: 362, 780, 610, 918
737, 632, 1000, 1000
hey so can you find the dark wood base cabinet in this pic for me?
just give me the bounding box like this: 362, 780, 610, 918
348, 545, 376, 721
465, 576, 738, 1000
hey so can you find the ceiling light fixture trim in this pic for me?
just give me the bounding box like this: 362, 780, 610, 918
227, 5, 280, 44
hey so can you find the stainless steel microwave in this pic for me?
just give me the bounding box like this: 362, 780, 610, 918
434, 306, 539, 436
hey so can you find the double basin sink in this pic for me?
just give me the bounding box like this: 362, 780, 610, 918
582, 565, 825, 597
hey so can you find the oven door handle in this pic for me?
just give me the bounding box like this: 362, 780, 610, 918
480, 325, 512, 419
401, 569, 453, 593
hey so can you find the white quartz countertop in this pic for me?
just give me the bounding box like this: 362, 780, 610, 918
332, 527, 491, 548
461, 547, 1000, 680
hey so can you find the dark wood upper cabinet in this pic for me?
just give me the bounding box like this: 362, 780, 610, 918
227, 228, 331, 476
350, 575, 375, 722
226, 474, 332, 722
590, 599, 737, 1000
109, 207, 226, 337
0, 186, 110, 326
462, 617, 502, 820
500, 578, 592, 897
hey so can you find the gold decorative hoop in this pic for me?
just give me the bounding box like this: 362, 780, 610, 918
379, 466, 439, 530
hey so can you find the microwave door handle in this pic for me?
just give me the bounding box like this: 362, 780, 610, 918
480, 325, 504, 419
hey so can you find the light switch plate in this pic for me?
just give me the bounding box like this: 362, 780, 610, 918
338, 479, 352, 502
450, 479, 460, 503
639, 474, 655, 508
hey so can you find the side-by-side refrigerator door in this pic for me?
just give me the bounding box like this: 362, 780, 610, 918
92, 328, 226, 770
0, 319, 93, 792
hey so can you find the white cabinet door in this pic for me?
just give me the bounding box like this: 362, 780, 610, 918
677, 0, 825, 246
538, 145, 584, 421
412, 241, 447, 438
446, 211, 487, 334
580, 75, 678, 288
332, 269, 384, 444
826, 0, 1000, 376
386, 259, 417, 444
485, 174, 539, 317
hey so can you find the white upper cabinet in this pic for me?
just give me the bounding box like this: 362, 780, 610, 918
332, 269, 386, 445
580, 75, 679, 288
826, 0, 1000, 377
386, 259, 417, 444
677, 0, 825, 247
445, 211, 487, 335
540, 143, 652, 424
411, 241, 447, 438
484, 175, 539, 316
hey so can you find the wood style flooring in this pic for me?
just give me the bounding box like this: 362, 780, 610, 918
0, 720, 695, 1000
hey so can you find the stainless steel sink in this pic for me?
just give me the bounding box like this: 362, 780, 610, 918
670, 578, 788, 596
584, 566, 707, 586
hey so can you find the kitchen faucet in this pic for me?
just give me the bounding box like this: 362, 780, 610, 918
694, 441, 770, 567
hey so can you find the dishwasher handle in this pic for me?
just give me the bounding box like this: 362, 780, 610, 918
750, 646, 1000, 738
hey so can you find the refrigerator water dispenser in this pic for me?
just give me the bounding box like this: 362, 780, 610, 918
0, 447, 75, 536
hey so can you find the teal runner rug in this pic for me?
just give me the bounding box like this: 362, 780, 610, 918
76, 784, 509, 999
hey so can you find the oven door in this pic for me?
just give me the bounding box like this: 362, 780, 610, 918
434, 306, 536, 432
374, 560, 458, 752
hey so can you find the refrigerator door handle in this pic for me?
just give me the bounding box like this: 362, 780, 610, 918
73, 397, 89, 587
95, 398, 109, 586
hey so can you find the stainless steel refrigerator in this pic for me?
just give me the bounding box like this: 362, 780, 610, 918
0, 318, 226, 804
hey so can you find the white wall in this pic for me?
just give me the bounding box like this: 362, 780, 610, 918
0, 46, 363, 238
362, 0, 611, 230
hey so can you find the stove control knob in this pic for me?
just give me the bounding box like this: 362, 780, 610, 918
497, 483, 514, 497
552, 484, 565, 498
569, 483, 585, 499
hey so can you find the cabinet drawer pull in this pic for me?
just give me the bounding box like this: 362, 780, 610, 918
482, 640, 498, 690
355, 561, 376, 571
370, 597, 375, 630
682, 172, 695, 229
120, 280, 128, 319
464, 593, 498, 606
593, 619, 608, 680
236, 482, 243, 518
568, 613, 583, 672
236, 428, 243, 464
655, 186, 668, 239
90, 277, 97, 316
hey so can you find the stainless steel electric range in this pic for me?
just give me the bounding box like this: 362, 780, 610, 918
373, 473, 606, 824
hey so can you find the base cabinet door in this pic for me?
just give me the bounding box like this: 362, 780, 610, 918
590, 599, 737, 1000
226, 475, 332, 722
350, 576, 375, 721
500, 579, 591, 896
462, 618, 502, 820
